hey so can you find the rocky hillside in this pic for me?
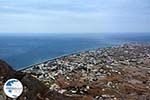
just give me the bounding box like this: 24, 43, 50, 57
0, 61, 91, 100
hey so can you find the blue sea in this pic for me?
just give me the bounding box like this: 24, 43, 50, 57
0, 33, 150, 69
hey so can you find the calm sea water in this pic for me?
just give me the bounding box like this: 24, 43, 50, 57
0, 33, 150, 69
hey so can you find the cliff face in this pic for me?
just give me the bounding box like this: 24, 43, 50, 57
0, 60, 91, 100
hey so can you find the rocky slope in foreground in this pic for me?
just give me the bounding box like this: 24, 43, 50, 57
1, 44, 150, 100
0, 61, 89, 100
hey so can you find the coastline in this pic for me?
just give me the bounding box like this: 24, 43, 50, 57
19, 42, 147, 71
18, 52, 82, 71
21, 43, 150, 99
18, 44, 121, 71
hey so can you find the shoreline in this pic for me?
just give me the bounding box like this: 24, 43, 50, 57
18, 51, 82, 71
18, 49, 96, 71
18, 42, 144, 71
21, 43, 150, 99
18, 44, 120, 71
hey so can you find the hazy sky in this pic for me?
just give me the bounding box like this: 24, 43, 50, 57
0, 0, 150, 35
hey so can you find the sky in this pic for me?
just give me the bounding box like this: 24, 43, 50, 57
0, 0, 150, 35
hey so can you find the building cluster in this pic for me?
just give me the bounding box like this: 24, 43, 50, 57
24, 44, 150, 100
